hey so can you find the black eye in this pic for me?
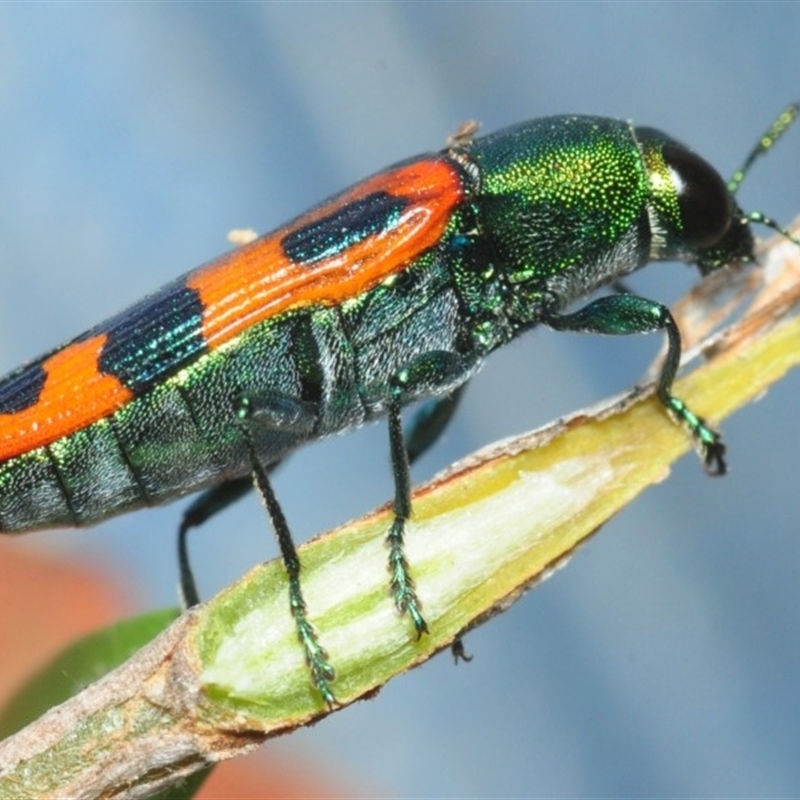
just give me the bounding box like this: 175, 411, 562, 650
662, 143, 733, 249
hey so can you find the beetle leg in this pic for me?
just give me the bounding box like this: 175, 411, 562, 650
385, 398, 426, 634
177, 391, 334, 704
404, 383, 467, 465
387, 352, 475, 637
236, 396, 336, 706
451, 637, 473, 663
176, 392, 317, 607
403, 385, 472, 659
544, 293, 726, 475
178, 475, 254, 607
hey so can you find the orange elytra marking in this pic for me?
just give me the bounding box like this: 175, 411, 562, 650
0, 158, 464, 462
0, 334, 133, 460
187, 157, 465, 348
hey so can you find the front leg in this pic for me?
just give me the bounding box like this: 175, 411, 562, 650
544, 293, 726, 474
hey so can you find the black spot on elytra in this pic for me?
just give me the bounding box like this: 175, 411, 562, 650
98, 282, 207, 394
0, 361, 48, 414
282, 191, 408, 264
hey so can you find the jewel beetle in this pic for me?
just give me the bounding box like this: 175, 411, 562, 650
0, 105, 797, 705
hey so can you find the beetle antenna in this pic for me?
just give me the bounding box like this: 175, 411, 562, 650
728, 102, 800, 195
742, 210, 800, 249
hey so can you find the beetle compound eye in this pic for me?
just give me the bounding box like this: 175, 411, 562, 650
662, 144, 733, 249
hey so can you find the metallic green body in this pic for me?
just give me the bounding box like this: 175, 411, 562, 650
0, 115, 755, 532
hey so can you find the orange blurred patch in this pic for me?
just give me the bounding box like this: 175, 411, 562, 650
0, 539, 126, 700
0, 541, 362, 797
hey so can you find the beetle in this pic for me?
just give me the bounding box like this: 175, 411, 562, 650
0, 106, 797, 704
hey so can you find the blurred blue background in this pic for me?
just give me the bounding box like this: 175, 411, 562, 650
1, 3, 800, 797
